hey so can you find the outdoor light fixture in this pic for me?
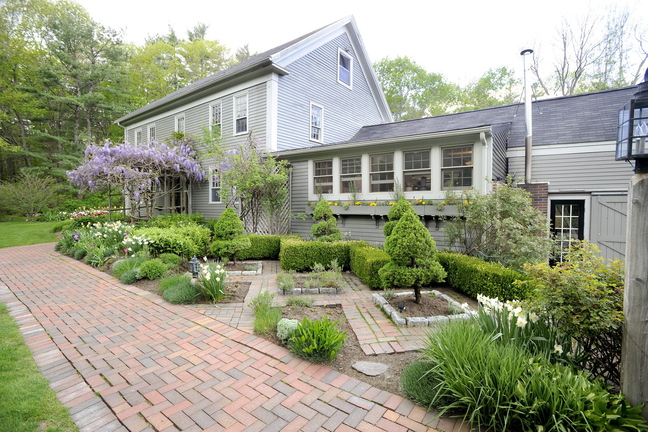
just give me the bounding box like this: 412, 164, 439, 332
616, 68, 648, 173
188, 256, 199, 278
397, 301, 405, 313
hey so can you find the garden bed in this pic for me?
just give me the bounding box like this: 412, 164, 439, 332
373, 290, 473, 326
223, 260, 262, 276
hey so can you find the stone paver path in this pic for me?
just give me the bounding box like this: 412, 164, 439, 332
0, 244, 469, 432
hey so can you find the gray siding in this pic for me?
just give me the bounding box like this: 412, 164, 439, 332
289, 160, 311, 238
276, 33, 384, 151
509, 150, 633, 192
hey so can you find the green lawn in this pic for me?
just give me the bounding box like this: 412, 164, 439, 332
0, 220, 60, 249
0, 303, 78, 432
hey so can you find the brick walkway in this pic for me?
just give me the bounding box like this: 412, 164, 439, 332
0, 244, 468, 432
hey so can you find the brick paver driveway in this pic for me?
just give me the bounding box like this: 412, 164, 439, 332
0, 244, 462, 432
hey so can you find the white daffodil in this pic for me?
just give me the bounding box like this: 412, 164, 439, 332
554, 343, 564, 355
516, 315, 527, 328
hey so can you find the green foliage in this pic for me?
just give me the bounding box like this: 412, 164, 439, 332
73, 248, 87, 260
145, 213, 206, 228
311, 200, 341, 242
211, 208, 244, 239
419, 320, 648, 431
158, 253, 182, 267
276, 318, 300, 343
112, 256, 148, 279
437, 251, 528, 301
162, 279, 201, 304
287, 316, 347, 363
285, 297, 314, 307
522, 241, 625, 385
138, 258, 167, 280
134, 225, 211, 258
276, 272, 295, 293
279, 239, 358, 272
119, 268, 140, 284
400, 361, 449, 409
50, 219, 75, 233
379, 211, 445, 302
249, 292, 282, 335
457, 67, 520, 111
158, 274, 192, 294
210, 237, 251, 262
444, 177, 553, 271
236, 234, 282, 260
383, 197, 416, 238
197, 262, 227, 302
0, 171, 61, 220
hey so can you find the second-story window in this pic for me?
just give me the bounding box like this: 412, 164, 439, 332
310, 103, 323, 142
370, 153, 394, 192
338, 49, 352, 88
234, 94, 248, 134
313, 160, 333, 194
210, 101, 222, 136
340, 156, 362, 193
404, 150, 431, 191
442, 145, 473, 189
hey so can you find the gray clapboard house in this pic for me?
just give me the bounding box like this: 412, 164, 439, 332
117, 16, 635, 260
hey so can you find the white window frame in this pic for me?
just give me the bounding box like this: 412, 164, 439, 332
441, 145, 473, 189
210, 101, 222, 137
370, 153, 394, 193
234, 93, 248, 135
134, 128, 142, 145
310, 103, 323, 143
338, 48, 353, 89
340, 156, 362, 194
209, 167, 221, 204
175, 114, 185, 133
403, 149, 431, 191
147, 124, 156, 142
313, 159, 333, 194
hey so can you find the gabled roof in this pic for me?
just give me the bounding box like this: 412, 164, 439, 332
117, 16, 392, 126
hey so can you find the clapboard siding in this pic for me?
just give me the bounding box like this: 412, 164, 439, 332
276, 33, 384, 151
288, 160, 311, 238
509, 149, 633, 192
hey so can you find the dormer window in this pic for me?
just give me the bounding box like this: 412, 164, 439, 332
338, 49, 352, 88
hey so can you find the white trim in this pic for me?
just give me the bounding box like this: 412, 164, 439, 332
266, 74, 279, 151
147, 123, 156, 142
507, 141, 616, 158
175, 113, 185, 133
310, 102, 324, 143
337, 48, 353, 89
233, 93, 248, 135
121, 74, 272, 130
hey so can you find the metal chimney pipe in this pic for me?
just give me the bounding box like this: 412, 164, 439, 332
521, 49, 534, 183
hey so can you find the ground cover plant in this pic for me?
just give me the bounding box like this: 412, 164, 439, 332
0, 304, 78, 432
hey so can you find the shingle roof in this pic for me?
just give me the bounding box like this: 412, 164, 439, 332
347, 86, 637, 148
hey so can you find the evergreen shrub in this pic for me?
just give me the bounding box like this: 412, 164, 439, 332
138, 258, 167, 280
349, 242, 390, 289
437, 251, 528, 300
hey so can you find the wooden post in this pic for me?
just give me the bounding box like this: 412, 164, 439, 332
621, 172, 648, 419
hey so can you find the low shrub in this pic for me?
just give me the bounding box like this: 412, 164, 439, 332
73, 248, 87, 260
158, 253, 182, 268
162, 280, 200, 304
276, 318, 300, 343
119, 268, 140, 284
210, 237, 251, 263
287, 316, 346, 363
134, 225, 211, 258
139, 258, 167, 280
50, 219, 74, 233
143, 213, 206, 228
236, 234, 301, 260
437, 251, 528, 301
349, 242, 390, 289
159, 274, 192, 294
112, 256, 147, 279
280, 239, 361, 272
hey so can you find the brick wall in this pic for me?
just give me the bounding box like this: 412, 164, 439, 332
520, 182, 549, 213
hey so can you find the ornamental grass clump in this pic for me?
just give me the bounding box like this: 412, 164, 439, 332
287, 316, 346, 363
250, 291, 282, 335
198, 261, 227, 302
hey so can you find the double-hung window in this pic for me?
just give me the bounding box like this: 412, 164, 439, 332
148, 124, 156, 142
134, 128, 142, 145
313, 160, 333, 194
234, 94, 248, 134
403, 150, 431, 191
210, 101, 222, 136
175, 114, 185, 133
340, 157, 362, 193
441, 145, 473, 189
209, 168, 221, 203
338, 49, 352, 88
370, 153, 394, 192
310, 103, 323, 142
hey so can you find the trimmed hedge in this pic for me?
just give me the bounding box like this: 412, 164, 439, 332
236, 234, 302, 260
134, 225, 211, 258
349, 242, 390, 289
280, 239, 366, 271
437, 251, 529, 301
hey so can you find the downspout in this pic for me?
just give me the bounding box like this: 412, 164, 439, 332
521, 49, 534, 183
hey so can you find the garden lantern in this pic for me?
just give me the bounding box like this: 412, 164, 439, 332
616, 68, 648, 173
397, 301, 405, 313
188, 256, 199, 278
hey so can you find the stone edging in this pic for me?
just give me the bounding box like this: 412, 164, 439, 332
226, 261, 263, 276
279, 287, 339, 295
372, 290, 474, 327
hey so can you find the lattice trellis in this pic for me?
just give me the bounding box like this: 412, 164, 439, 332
240, 169, 292, 235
